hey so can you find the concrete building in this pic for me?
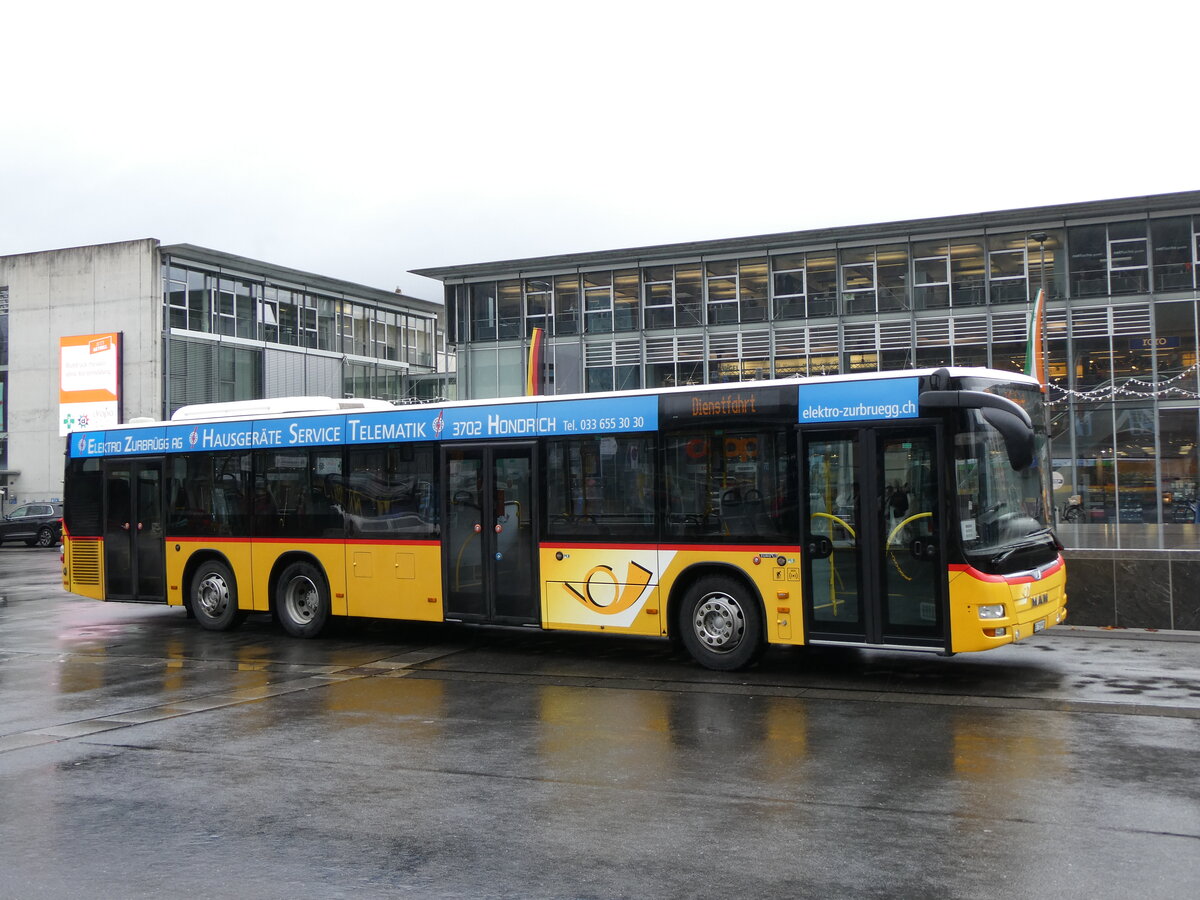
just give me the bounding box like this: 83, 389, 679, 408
414, 190, 1200, 631
0, 239, 448, 511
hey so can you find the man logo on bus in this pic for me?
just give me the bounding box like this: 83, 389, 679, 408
564, 560, 653, 615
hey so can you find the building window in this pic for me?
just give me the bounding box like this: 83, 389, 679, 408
219, 346, 261, 401
771, 254, 806, 320
877, 245, 909, 312
584, 339, 641, 392
739, 258, 768, 323
496, 279, 522, 340
1069, 225, 1108, 298
675, 264, 704, 327
470, 282, 497, 341
338, 302, 371, 357
613, 269, 640, 332
166, 270, 189, 330
216, 278, 255, 338
344, 361, 406, 401
164, 268, 213, 332
1069, 221, 1150, 298
840, 247, 877, 315
643, 265, 676, 329
840, 245, 909, 315
951, 240, 986, 306
373, 310, 398, 360
806, 252, 837, 317
645, 336, 704, 387
554, 275, 580, 336
259, 295, 279, 344
987, 234, 1028, 304
706, 259, 738, 325
912, 241, 949, 310
524, 277, 552, 337
1151, 217, 1194, 293
1108, 220, 1149, 295
584, 271, 613, 334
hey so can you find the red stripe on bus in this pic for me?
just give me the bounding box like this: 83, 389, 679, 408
543, 542, 795, 553
949, 556, 1063, 584
164, 536, 441, 547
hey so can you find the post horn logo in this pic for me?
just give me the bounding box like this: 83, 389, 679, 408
564, 560, 653, 615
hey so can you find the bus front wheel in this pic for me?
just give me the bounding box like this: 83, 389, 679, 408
678, 575, 763, 671
276, 562, 330, 638
190, 560, 247, 632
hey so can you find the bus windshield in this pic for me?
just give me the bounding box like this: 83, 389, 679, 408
953, 404, 1054, 569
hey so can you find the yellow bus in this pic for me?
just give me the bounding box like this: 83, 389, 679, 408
61, 368, 1067, 670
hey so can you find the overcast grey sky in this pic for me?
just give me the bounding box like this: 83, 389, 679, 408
2, 1, 1196, 301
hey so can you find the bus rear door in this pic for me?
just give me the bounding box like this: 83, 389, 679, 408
102, 458, 166, 602
801, 427, 945, 649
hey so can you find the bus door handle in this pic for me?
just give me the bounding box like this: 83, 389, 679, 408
805, 535, 834, 559
909, 536, 937, 560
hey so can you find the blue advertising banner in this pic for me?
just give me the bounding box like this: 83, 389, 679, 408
798, 378, 919, 423
535, 395, 657, 435
68, 394, 660, 458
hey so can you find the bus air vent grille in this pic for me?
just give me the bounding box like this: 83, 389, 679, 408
70, 542, 102, 585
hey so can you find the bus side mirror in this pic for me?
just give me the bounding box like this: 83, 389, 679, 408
981, 406, 1034, 471
919, 388, 1035, 471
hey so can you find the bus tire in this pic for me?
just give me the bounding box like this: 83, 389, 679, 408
678, 575, 763, 671
276, 561, 330, 638
191, 560, 246, 632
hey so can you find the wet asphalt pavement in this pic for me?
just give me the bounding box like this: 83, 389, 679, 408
1, 546, 1198, 899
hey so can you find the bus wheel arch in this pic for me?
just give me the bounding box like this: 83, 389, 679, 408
669, 566, 765, 671
187, 554, 247, 632
271, 554, 331, 639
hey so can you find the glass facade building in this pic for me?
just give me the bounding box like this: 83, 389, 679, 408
416, 191, 1200, 630
0, 239, 449, 520
162, 245, 449, 413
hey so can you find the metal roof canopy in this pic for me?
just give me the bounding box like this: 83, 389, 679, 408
163, 243, 444, 317
411, 190, 1200, 282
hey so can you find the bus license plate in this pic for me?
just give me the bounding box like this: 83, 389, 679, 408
1033, 619, 1046, 633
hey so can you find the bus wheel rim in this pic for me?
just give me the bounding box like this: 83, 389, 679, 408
284, 576, 319, 624
197, 574, 229, 617
693, 594, 745, 652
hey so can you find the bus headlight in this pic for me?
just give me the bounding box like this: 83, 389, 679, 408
978, 604, 1006, 619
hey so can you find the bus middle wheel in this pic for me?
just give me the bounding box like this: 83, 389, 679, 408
678, 575, 763, 671
276, 561, 330, 638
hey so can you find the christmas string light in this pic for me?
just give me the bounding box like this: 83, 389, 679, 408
1046, 361, 1200, 403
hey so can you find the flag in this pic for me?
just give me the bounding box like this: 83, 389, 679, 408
1024, 288, 1047, 392
526, 327, 544, 395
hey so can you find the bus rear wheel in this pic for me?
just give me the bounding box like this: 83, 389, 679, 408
276, 561, 330, 638
191, 560, 247, 632
678, 575, 763, 671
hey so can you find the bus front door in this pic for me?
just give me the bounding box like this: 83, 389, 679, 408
442, 443, 539, 625
801, 427, 944, 649
102, 459, 166, 602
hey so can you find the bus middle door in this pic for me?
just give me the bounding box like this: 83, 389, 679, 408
441, 443, 539, 625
